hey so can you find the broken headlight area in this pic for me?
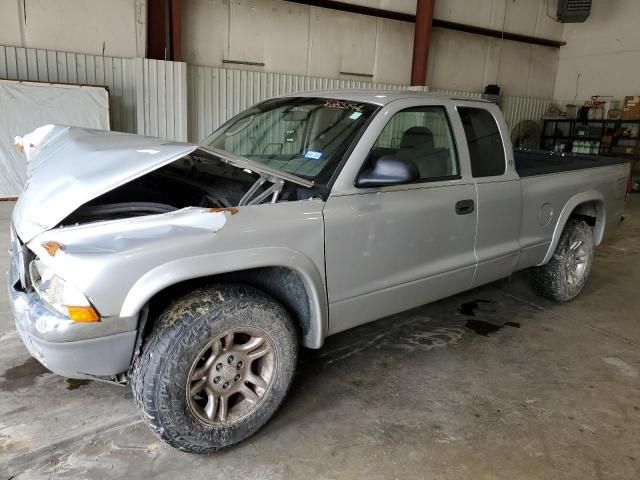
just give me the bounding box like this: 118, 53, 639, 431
29, 258, 100, 322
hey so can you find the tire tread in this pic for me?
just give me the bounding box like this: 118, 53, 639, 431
130, 284, 297, 454
530, 218, 593, 303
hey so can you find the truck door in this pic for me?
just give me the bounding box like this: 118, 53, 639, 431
323, 102, 478, 334
456, 105, 522, 287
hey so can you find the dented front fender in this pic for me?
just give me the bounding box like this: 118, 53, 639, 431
27, 200, 328, 347
121, 246, 328, 348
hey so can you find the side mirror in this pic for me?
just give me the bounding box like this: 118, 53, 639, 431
355, 155, 419, 188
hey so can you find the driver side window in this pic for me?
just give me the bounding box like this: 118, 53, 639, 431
370, 106, 459, 182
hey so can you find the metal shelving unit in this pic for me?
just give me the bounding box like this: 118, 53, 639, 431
541, 119, 620, 155
542, 118, 640, 192
613, 120, 640, 158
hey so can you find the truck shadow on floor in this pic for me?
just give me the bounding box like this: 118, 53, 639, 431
298, 286, 528, 371
280, 278, 538, 423
250, 250, 634, 457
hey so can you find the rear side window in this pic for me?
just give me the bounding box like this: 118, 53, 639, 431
458, 107, 505, 177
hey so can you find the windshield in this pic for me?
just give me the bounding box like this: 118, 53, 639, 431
202, 97, 377, 184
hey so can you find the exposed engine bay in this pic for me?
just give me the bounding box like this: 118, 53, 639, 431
61, 151, 318, 226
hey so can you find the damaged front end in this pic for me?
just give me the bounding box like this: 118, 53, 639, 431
8, 126, 318, 380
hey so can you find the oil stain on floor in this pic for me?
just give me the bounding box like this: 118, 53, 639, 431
458, 299, 495, 316
0, 357, 49, 390
65, 379, 92, 390
458, 299, 521, 337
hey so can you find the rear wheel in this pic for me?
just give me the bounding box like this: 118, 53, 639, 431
131, 284, 297, 453
530, 218, 594, 302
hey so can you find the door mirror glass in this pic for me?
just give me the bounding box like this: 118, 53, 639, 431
355, 156, 419, 188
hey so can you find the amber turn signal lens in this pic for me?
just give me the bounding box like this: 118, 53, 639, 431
67, 306, 100, 322
42, 241, 63, 257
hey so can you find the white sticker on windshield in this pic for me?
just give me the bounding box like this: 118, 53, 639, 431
349, 111, 363, 120
304, 150, 323, 160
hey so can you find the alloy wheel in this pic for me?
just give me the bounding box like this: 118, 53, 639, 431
186, 328, 276, 425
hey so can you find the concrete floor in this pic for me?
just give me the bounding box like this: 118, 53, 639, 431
2, 198, 640, 480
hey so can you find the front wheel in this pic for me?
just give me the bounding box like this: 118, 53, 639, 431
131, 284, 298, 454
530, 218, 594, 302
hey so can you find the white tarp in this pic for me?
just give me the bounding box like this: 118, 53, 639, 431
0, 79, 110, 197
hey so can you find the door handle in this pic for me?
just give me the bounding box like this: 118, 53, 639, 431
455, 199, 475, 215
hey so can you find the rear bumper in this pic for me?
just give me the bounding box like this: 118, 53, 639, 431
8, 255, 137, 379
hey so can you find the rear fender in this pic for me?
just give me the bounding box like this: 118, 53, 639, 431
538, 191, 605, 266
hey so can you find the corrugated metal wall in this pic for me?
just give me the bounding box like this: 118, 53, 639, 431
134, 58, 188, 141
0, 45, 137, 133
187, 65, 428, 142
1, 44, 552, 144
187, 65, 552, 142
501, 95, 553, 131
431, 88, 483, 99
0, 45, 188, 141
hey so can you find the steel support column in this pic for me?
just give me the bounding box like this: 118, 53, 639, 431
147, 0, 182, 61
410, 0, 435, 86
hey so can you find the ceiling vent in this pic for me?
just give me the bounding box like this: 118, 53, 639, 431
557, 0, 592, 23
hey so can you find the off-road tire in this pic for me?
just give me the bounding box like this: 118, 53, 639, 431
530, 218, 594, 302
131, 284, 297, 454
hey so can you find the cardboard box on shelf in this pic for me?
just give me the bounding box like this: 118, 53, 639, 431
622, 96, 640, 120
612, 145, 640, 157
608, 109, 622, 120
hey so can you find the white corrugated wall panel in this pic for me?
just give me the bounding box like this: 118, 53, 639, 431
431, 88, 483, 99
0, 45, 138, 134
187, 64, 554, 142
1, 45, 188, 141
187, 65, 426, 142
2, 45, 551, 143
501, 95, 552, 131
134, 58, 188, 141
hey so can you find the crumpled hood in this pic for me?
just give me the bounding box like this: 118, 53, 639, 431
12, 126, 197, 242
12, 125, 314, 243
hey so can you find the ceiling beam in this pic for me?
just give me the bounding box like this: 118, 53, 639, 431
284, 0, 566, 48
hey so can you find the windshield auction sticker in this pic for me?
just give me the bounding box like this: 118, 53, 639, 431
324, 100, 364, 111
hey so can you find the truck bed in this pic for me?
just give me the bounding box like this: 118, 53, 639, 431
514, 149, 630, 177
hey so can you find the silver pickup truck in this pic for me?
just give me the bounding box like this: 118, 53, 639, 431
8, 91, 629, 453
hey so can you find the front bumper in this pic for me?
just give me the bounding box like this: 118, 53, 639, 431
8, 252, 138, 379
